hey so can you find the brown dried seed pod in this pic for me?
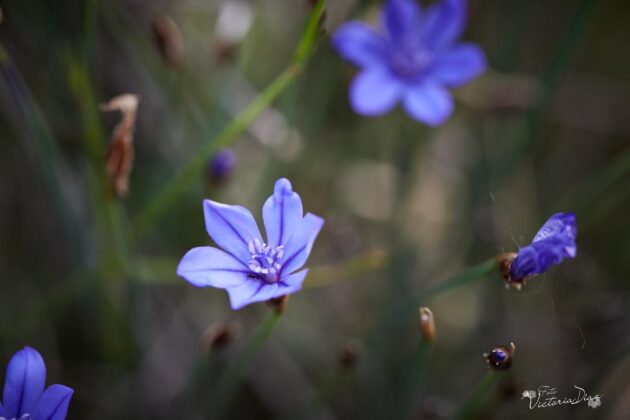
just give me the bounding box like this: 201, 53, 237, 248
496, 252, 527, 290
418, 306, 436, 343
100, 94, 140, 198
338, 340, 361, 370
201, 321, 241, 352
151, 13, 185, 69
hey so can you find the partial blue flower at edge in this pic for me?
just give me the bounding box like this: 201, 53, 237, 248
0, 347, 73, 420
177, 178, 324, 310
509, 212, 577, 281
332, 0, 487, 125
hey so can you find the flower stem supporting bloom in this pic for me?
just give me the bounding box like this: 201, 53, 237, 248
210, 311, 283, 417
135, 0, 327, 235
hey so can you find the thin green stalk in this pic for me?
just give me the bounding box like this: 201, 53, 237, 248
520, 0, 598, 158
0, 43, 85, 261
399, 341, 434, 419
456, 370, 501, 420
135, 0, 327, 234
211, 311, 282, 417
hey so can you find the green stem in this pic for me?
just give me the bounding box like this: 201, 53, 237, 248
135, 0, 326, 234
518, 0, 598, 158
456, 371, 501, 419
211, 311, 282, 417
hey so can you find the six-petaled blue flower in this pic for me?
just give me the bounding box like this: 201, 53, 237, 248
0, 347, 73, 420
177, 178, 324, 310
333, 0, 486, 125
508, 213, 577, 283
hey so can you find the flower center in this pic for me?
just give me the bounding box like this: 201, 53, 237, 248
247, 239, 284, 284
389, 42, 434, 80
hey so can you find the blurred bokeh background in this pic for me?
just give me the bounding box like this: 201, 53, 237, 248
0, 0, 629, 418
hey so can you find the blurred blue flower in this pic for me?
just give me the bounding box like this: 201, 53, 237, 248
208, 148, 237, 185
0, 347, 73, 420
332, 0, 486, 125
509, 213, 577, 282
178, 178, 324, 310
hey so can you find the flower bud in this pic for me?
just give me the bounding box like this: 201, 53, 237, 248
208, 148, 236, 186
418, 306, 436, 343
484, 342, 516, 370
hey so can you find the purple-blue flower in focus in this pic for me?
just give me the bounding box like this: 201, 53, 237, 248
509, 213, 577, 283
0, 347, 73, 420
332, 0, 486, 125
177, 178, 324, 310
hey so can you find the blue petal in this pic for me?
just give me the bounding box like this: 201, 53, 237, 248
332, 21, 388, 69
0, 401, 5, 417
422, 0, 466, 49
203, 199, 262, 265
32, 384, 73, 420
349, 69, 402, 116
177, 246, 251, 288
262, 178, 304, 247
225, 280, 280, 310
510, 240, 568, 280
510, 213, 577, 280
431, 43, 486, 87
225, 271, 310, 310
383, 0, 422, 41
2, 347, 46, 418
280, 213, 324, 276
533, 213, 577, 248
402, 81, 453, 126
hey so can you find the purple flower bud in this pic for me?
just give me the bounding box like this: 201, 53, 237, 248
208, 149, 237, 185
507, 213, 577, 286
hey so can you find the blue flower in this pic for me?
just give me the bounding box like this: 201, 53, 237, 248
332, 0, 486, 125
509, 213, 577, 283
0, 347, 73, 420
177, 178, 324, 310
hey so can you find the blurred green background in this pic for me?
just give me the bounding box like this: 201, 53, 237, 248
0, 0, 629, 418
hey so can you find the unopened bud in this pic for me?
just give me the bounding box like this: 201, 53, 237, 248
484, 342, 516, 370
208, 148, 236, 186
418, 306, 436, 343
267, 294, 289, 314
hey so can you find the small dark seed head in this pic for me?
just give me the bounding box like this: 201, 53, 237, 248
201, 321, 241, 352
484, 342, 516, 370
338, 340, 361, 370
